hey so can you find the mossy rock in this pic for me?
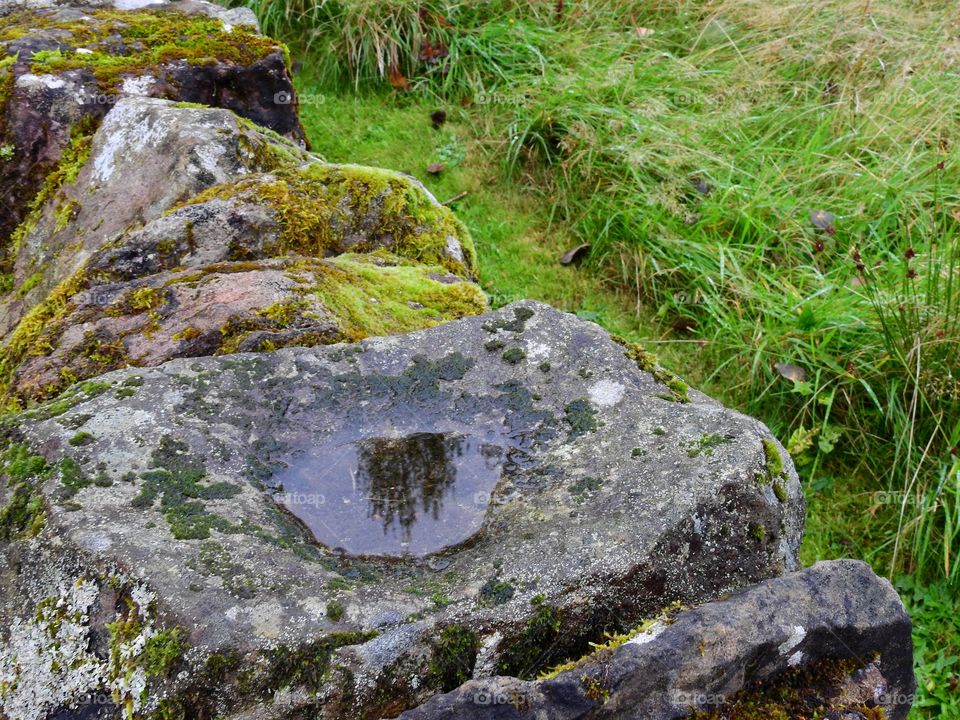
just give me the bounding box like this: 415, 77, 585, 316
0, 1, 303, 255
176, 162, 478, 278
0, 301, 806, 718
5, 253, 488, 405
395, 561, 914, 720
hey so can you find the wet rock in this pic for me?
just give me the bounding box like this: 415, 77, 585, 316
397, 560, 915, 720
0, 0, 303, 247
1, 301, 803, 718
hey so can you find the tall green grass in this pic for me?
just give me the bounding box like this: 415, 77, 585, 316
238, 0, 960, 707
251, 0, 960, 586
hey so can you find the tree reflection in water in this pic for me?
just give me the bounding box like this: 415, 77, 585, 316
356, 433, 463, 542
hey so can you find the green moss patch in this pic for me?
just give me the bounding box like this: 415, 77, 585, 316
0, 442, 49, 539
568, 475, 603, 502
303, 253, 486, 340
251, 630, 377, 698
687, 433, 730, 458
564, 398, 599, 438
760, 438, 789, 503
429, 625, 479, 692
497, 595, 562, 679
1, 9, 285, 92
181, 163, 477, 276
131, 436, 241, 540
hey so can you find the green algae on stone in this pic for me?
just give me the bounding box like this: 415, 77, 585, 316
479, 576, 516, 607
687, 432, 730, 458
131, 436, 241, 540
429, 625, 479, 692
501, 347, 527, 365
568, 476, 603, 502
481, 305, 535, 334
326, 600, 345, 621
564, 398, 599, 438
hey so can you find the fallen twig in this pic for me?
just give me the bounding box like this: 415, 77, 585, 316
441, 191, 469, 206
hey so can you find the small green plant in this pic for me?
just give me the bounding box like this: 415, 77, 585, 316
326, 600, 345, 621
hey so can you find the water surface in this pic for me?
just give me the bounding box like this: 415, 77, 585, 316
273, 432, 505, 557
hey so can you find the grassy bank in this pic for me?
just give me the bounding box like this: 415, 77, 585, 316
232, 0, 958, 714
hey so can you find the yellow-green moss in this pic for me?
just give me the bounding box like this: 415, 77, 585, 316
307, 253, 487, 340
614, 335, 690, 403
1, 256, 484, 409
762, 438, 785, 478
0, 268, 88, 411
538, 601, 685, 680
6, 123, 94, 254
180, 163, 478, 277
235, 116, 315, 170
15, 271, 43, 298
760, 438, 789, 502
3, 9, 286, 93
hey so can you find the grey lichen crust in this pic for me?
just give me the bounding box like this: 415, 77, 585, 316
0, 561, 180, 720
0, 301, 804, 719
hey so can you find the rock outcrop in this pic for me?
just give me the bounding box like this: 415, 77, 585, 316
0, 93, 482, 406
1, 301, 805, 718
397, 559, 915, 720
0, 1, 916, 719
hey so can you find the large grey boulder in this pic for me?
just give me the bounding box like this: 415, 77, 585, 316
396, 559, 915, 720
0, 301, 803, 719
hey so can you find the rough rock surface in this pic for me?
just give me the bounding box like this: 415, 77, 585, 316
0, 96, 483, 406
397, 559, 915, 720
0, 0, 304, 246
0, 301, 804, 719
1, 97, 312, 336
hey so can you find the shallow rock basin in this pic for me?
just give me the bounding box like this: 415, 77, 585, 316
272, 432, 506, 557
